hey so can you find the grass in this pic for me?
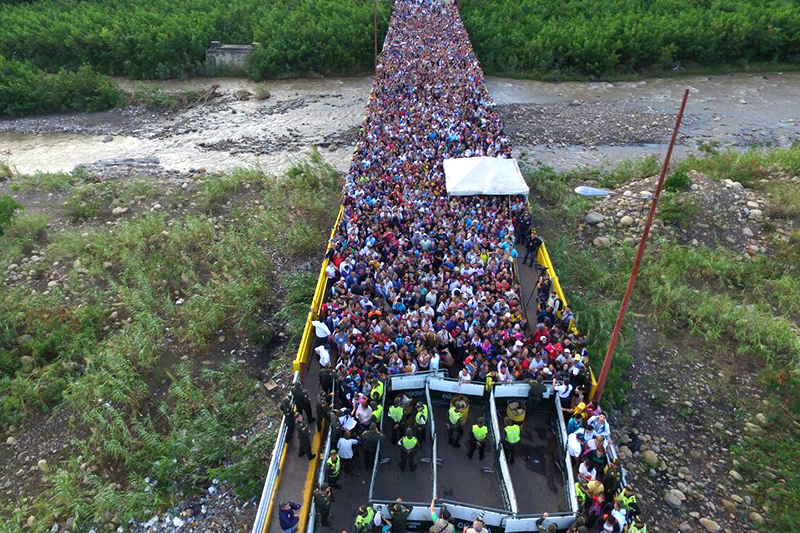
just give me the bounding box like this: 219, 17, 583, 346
0, 156, 341, 531
64, 178, 160, 222
659, 193, 700, 228
528, 147, 800, 529
9, 171, 77, 193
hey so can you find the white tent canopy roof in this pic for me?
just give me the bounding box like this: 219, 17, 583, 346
443, 156, 529, 196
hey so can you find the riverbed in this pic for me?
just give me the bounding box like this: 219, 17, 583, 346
1, 72, 798, 175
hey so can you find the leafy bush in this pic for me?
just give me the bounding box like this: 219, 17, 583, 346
659, 193, 700, 227
664, 170, 691, 192
460, 0, 800, 78
0, 58, 122, 116
0, 194, 23, 236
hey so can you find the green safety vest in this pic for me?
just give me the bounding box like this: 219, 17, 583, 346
327, 456, 341, 477
472, 424, 488, 441
401, 436, 418, 450
355, 508, 375, 530
372, 403, 383, 422
505, 425, 520, 443
628, 524, 647, 533
448, 406, 462, 425
415, 405, 429, 425
389, 405, 404, 423
619, 491, 637, 509
575, 482, 587, 504
370, 382, 385, 401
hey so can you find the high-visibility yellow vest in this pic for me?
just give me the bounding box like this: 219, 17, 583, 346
327, 456, 341, 476
389, 405, 404, 423
617, 490, 637, 509
372, 404, 383, 422
472, 424, 488, 441
415, 405, 429, 425
371, 382, 384, 401
628, 524, 647, 533
355, 508, 375, 530
448, 406, 462, 425
505, 425, 520, 443
401, 436, 418, 450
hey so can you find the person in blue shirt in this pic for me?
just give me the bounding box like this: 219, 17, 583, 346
278, 501, 301, 533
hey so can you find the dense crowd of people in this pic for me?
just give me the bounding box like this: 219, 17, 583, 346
280, 0, 645, 531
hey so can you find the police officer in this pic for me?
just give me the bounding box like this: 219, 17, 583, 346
354, 505, 375, 533
388, 397, 404, 443
398, 428, 419, 471
292, 381, 314, 423
316, 392, 331, 433
361, 422, 385, 469
502, 417, 520, 465
467, 417, 488, 460
297, 415, 316, 460
313, 482, 333, 526
280, 395, 295, 442
371, 400, 383, 425
319, 365, 335, 392
326, 450, 341, 489
527, 374, 547, 415
328, 407, 343, 446
447, 403, 464, 448
414, 401, 429, 441
370, 378, 385, 404
389, 499, 413, 533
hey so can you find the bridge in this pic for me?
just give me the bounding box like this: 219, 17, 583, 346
250, 1, 628, 532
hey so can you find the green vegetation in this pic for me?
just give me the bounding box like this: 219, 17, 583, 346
0, 58, 123, 116
0, 0, 388, 81
663, 170, 691, 193
527, 144, 800, 528
0, 156, 342, 531
0, 195, 23, 236
460, 0, 800, 79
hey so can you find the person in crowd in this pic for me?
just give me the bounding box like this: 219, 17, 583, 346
278, 500, 302, 533
313, 483, 333, 526
389, 499, 413, 533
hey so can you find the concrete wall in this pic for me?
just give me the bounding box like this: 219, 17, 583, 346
205, 41, 255, 74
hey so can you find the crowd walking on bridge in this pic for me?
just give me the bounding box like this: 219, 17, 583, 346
274, 0, 645, 531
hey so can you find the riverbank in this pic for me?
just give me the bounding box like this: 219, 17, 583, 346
2, 72, 799, 178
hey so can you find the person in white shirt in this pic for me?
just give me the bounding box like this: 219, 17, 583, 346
315, 345, 331, 367
337, 430, 359, 475
578, 457, 597, 483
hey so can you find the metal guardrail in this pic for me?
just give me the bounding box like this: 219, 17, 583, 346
251, 370, 299, 533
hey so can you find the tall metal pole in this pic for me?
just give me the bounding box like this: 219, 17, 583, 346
593, 88, 690, 403
374, 0, 378, 76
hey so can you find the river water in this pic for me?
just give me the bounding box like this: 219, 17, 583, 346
1, 72, 798, 175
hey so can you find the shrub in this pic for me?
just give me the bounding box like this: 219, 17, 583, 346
664, 170, 692, 192
0, 194, 23, 236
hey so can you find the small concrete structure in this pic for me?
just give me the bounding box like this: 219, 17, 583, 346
205, 41, 256, 74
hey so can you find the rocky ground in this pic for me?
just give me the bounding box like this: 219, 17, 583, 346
498, 101, 686, 148
578, 170, 797, 256
611, 321, 771, 533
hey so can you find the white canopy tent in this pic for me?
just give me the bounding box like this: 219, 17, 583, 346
443, 156, 529, 196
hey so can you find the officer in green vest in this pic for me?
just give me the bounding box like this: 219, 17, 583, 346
467, 417, 488, 460
371, 400, 383, 425
414, 401, 429, 441
326, 450, 341, 489
615, 485, 639, 517
628, 518, 647, 533
502, 417, 520, 465
388, 397, 405, 443
370, 379, 385, 403
354, 505, 375, 533
313, 482, 332, 526
447, 404, 464, 448
398, 428, 419, 471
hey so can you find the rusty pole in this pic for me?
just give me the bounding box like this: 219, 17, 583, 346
593, 88, 690, 403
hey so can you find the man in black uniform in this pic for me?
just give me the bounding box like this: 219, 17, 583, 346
319, 366, 334, 393
292, 381, 314, 423
523, 230, 543, 268
313, 482, 333, 526
280, 395, 295, 442
361, 422, 385, 469
328, 407, 343, 446
297, 415, 316, 460
389, 499, 413, 533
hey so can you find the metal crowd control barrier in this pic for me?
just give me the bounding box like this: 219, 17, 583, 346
489, 388, 519, 514
251, 370, 299, 533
